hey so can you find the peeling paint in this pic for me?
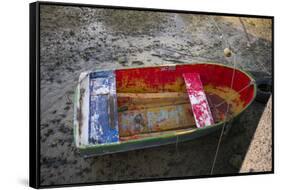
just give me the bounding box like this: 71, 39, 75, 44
88, 71, 119, 144
183, 73, 214, 128
204, 84, 244, 115
118, 103, 195, 137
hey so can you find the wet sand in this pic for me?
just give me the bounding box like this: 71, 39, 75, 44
39, 5, 272, 186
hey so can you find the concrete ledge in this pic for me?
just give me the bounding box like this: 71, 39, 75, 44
240, 96, 272, 172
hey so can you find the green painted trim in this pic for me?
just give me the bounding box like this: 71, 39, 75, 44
78, 124, 221, 157
73, 85, 79, 147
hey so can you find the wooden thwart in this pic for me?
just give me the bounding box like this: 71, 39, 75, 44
117, 92, 189, 111
118, 103, 195, 137
183, 73, 214, 128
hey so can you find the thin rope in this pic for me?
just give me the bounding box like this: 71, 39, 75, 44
238, 17, 271, 75
211, 16, 233, 51
208, 16, 262, 173
207, 95, 220, 121
209, 61, 254, 174
239, 18, 251, 46
207, 16, 261, 174
209, 16, 240, 174
210, 55, 237, 174
212, 81, 255, 108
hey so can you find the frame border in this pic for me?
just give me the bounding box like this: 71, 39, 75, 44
29, 1, 274, 188
30, 2, 41, 188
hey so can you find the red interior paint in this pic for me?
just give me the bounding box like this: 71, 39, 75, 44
116, 64, 255, 108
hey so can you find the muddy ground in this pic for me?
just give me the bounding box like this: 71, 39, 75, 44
39, 5, 272, 186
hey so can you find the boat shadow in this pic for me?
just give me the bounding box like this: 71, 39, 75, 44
89, 99, 269, 182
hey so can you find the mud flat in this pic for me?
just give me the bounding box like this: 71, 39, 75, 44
39, 5, 272, 186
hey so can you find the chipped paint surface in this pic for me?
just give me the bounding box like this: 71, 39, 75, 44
118, 103, 195, 137
88, 71, 119, 144
116, 64, 255, 105
183, 73, 214, 128
74, 64, 255, 149
204, 84, 244, 115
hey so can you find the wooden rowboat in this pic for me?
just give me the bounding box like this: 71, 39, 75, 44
73, 63, 256, 157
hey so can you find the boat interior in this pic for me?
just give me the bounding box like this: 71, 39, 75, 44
115, 64, 255, 141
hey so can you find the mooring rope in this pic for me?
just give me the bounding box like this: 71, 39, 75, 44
209, 16, 259, 174
210, 55, 237, 174
212, 80, 255, 109
209, 17, 239, 174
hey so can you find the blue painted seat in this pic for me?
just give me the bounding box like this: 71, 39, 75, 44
88, 70, 119, 144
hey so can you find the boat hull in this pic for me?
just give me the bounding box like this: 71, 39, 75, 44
74, 63, 256, 157
79, 124, 224, 157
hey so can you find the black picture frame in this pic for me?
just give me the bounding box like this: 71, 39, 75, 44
30, 1, 274, 188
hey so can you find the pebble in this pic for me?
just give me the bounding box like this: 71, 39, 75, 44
117, 56, 127, 65
132, 61, 144, 65
118, 56, 126, 63
224, 48, 232, 57
50, 142, 57, 148
69, 30, 75, 36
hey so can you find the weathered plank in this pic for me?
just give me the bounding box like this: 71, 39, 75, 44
88, 70, 119, 144
118, 103, 195, 137
117, 92, 189, 111
183, 73, 214, 128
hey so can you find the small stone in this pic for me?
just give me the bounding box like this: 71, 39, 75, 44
132, 61, 144, 65
249, 168, 255, 172
46, 129, 54, 136
64, 106, 71, 111
224, 48, 232, 57
118, 57, 127, 64
69, 30, 75, 36
50, 141, 57, 148
117, 56, 127, 65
